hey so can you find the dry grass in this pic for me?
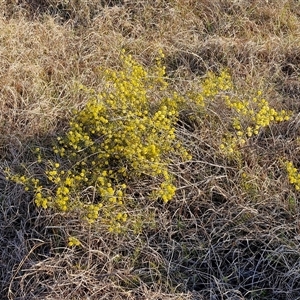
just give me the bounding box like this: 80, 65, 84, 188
1, 0, 300, 299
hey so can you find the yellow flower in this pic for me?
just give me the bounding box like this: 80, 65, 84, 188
68, 236, 81, 247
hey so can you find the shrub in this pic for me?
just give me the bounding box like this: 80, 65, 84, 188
6, 51, 192, 233
7, 50, 291, 234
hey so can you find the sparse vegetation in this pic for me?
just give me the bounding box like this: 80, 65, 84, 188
1, 1, 300, 299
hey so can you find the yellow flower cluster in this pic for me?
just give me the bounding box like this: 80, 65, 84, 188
152, 49, 168, 90
5, 171, 49, 209
202, 70, 233, 98
183, 69, 234, 117
286, 161, 300, 190
155, 179, 177, 203
6, 54, 293, 235
220, 91, 291, 155
7, 50, 192, 233
219, 133, 244, 158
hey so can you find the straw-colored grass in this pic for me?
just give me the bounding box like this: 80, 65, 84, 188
1, 1, 300, 299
